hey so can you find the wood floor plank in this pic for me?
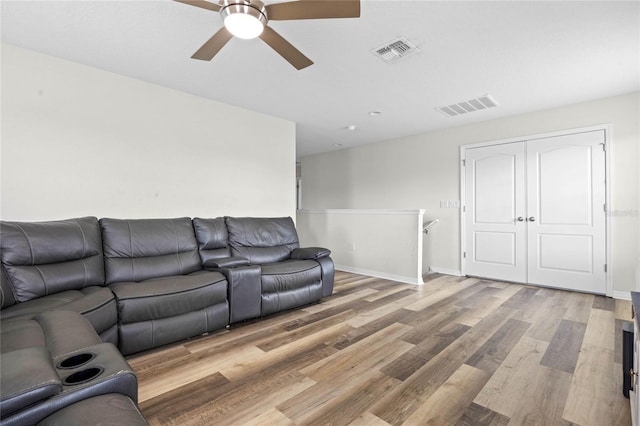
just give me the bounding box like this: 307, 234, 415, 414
540, 319, 587, 374
137, 342, 265, 402
401, 364, 490, 425
127, 271, 631, 426
220, 322, 352, 381
333, 308, 418, 351
256, 310, 354, 352
286, 371, 400, 426
456, 284, 523, 327
382, 322, 471, 381
399, 303, 470, 345
348, 412, 393, 426
563, 291, 595, 324
592, 295, 616, 311
499, 286, 539, 309
615, 299, 632, 320
514, 291, 569, 342
346, 290, 420, 328
456, 403, 510, 426
473, 336, 550, 418
299, 322, 413, 382
241, 408, 294, 426
403, 277, 482, 311
301, 288, 379, 314
139, 372, 230, 420
465, 318, 530, 374
505, 364, 573, 425
563, 343, 631, 426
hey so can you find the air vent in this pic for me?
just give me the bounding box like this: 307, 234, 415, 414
372, 37, 420, 63
436, 95, 500, 117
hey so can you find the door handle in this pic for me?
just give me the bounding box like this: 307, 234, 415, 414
528, 217, 536, 222
517, 217, 524, 222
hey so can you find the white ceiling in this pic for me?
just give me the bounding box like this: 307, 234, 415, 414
2, 1, 639, 157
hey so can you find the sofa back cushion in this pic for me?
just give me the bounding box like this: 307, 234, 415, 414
0, 217, 105, 303
192, 218, 232, 265
100, 217, 201, 284
226, 217, 300, 264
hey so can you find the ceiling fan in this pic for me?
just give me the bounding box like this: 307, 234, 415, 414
174, 0, 361, 70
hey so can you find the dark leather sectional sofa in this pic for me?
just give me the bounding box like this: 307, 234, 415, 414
0, 216, 334, 425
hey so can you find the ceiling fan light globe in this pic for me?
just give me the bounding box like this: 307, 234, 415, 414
221, 2, 268, 40
224, 13, 264, 39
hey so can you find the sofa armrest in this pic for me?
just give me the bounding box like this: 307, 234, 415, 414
290, 247, 331, 260
1, 347, 62, 419
203, 256, 250, 269
214, 265, 262, 323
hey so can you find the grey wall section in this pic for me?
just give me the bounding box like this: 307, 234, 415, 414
1, 44, 296, 221
300, 92, 640, 294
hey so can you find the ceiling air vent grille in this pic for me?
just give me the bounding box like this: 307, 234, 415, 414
436, 95, 500, 117
372, 37, 420, 63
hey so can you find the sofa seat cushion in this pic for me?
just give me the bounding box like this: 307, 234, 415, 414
261, 260, 321, 293
0, 319, 45, 354
109, 270, 227, 324
36, 394, 148, 426
260, 260, 323, 316
0, 286, 117, 335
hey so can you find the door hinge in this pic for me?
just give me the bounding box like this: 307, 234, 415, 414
601, 143, 606, 152
463, 206, 466, 213
462, 159, 466, 166
604, 264, 608, 272
604, 203, 607, 213
463, 252, 466, 259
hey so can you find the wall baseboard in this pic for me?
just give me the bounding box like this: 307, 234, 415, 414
428, 267, 463, 277
613, 290, 631, 300
335, 265, 423, 286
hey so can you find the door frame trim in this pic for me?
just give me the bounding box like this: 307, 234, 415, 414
460, 124, 612, 296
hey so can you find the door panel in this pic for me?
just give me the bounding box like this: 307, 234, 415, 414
465, 142, 527, 283
526, 131, 606, 293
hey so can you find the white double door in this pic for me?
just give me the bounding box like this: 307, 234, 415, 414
464, 130, 607, 294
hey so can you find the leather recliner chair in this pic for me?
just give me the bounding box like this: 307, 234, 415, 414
193, 216, 334, 320
0, 217, 119, 344
100, 217, 230, 355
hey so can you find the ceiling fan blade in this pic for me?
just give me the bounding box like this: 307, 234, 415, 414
259, 26, 313, 70
174, 0, 221, 13
191, 27, 233, 61
266, 0, 360, 21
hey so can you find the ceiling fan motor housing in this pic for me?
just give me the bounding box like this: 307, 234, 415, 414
221, 0, 268, 25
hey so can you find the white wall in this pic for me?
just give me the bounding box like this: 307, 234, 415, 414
1, 44, 296, 221
297, 209, 425, 285
300, 92, 640, 294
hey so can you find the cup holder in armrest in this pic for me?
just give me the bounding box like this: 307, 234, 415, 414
57, 352, 96, 369
63, 367, 104, 385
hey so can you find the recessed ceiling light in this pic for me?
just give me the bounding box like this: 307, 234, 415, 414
334, 143, 343, 147
368, 111, 381, 116
345, 125, 357, 131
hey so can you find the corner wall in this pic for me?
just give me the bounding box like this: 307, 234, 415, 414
1, 44, 296, 221
299, 92, 640, 294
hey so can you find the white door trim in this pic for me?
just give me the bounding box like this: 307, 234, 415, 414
460, 124, 613, 296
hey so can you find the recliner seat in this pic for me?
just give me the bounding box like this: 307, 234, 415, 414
0, 217, 118, 344
100, 217, 229, 355
225, 216, 333, 316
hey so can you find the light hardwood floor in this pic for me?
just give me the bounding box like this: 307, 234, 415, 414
128, 271, 633, 425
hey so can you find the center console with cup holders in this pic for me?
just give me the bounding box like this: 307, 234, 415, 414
0, 311, 143, 426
